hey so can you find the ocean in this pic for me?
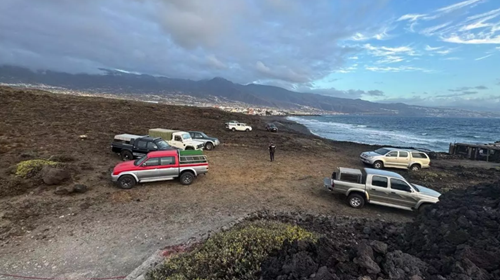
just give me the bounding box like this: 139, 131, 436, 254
287, 115, 500, 152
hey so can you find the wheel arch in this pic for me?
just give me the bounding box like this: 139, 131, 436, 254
118, 172, 139, 183
346, 190, 369, 201
180, 168, 197, 177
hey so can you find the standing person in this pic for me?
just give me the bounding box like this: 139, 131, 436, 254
269, 142, 276, 162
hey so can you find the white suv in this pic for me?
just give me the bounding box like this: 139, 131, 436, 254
360, 147, 431, 171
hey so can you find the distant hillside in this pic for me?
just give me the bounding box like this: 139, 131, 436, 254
0, 65, 498, 118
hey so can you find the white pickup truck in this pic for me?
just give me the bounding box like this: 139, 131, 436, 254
148, 128, 205, 150
227, 122, 252, 132
323, 167, 441, 212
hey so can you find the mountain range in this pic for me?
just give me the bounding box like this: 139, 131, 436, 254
0, 65, 498, 118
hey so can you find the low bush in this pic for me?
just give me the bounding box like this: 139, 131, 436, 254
147, 221, 317, 280
15, 159, 58, 178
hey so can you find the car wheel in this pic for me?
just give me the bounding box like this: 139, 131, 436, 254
121, 150, 133, 161
180, 172, 195, 185
347, 193, 365, 209
231, 128, 236, 131
410, 164, 421, 171
245, 129, 249, 132
373, 161, 383, 169
118, 175, 136, 189
205, 142, 214, 150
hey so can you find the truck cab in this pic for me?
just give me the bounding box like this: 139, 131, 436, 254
111, 134, 175, 160
148, 128, 204, 150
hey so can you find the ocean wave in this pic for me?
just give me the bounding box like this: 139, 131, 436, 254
287, 116, 498, 152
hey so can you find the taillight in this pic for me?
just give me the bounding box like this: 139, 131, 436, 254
331, 179, 335, 188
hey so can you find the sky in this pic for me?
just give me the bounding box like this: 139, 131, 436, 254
0, 0, 499, 111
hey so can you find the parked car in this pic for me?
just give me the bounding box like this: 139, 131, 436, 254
323, 167, 441, 211
111, 150, 208, 189
189, 131, 220, 150
360, 147, 431, 171
111, 134, 176, 160
225, 120, 240, 129
265, 123, 278, 132
148, 128, 204, 151
227, 122, 252, 132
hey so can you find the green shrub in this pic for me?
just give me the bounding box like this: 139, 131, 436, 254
15, 159, 58, 178
147, 221, 317, 280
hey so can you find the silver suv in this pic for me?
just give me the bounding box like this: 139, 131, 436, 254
360, 147, 431, 171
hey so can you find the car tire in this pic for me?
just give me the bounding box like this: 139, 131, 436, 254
410, 164, 421, 171
117, 175, 136, 189
373, 161, 383, 169
347, 193, 365, 209
245, 129, 249, 132
121, 150, 133, 161
180, 172, 195, 185
231, 128, 236, 132
205, 142, 214, 150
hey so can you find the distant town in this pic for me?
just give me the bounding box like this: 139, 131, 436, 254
1, 82, 337, 116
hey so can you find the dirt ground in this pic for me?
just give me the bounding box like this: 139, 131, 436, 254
1, 86, 499, 278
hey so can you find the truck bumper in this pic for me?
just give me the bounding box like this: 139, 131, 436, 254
323, 177, 333, 192
360, 157, 373, 164
111, 173, 119, 182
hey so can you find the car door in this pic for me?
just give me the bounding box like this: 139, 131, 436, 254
170, 135, 184, 149
134, 140, 149, 157
396, 151, 409, 168
384, 151, 399, 167
366, 175, 391, 204
387, 178, 419, 208
157, 156, 179, 179
136, 157, 161, 182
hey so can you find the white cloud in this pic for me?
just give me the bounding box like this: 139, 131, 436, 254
443, 57, 462, 60
397, 14, 426, 22
459, 8, 500, 31
442, 34, 500, 44
434, 0, 483, 14
365, 66, 432, 73
349, 28, 392, 41
420, 22, 453, 36
364, 44, 417, 57
475, 54, 493, 60
348, 56, 359, 60
376, 56, 404, 64
425, 45, 443, 51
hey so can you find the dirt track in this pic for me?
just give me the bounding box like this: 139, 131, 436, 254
1, 86, 499, 278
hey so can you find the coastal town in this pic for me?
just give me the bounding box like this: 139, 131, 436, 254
0, 82, 333, 116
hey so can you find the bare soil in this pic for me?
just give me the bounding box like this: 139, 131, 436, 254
1, 86, 499, 278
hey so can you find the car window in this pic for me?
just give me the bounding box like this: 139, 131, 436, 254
147, 142, 157, 150
371, 176, 388, 188
137, 140, 147, 149
387, 151, 398, 157
340, 173, 361, 183
160, 156, 175, 165
390, 179, 412, 192
196, 133, 202, 138
399, 151, 408, 157
411, 152, 429, 159
142, 157, 159, 167
174, 135, 182, 142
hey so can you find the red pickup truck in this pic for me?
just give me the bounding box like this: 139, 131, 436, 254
111, 150, 208, 189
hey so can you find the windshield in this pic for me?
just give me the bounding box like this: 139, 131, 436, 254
155, 139, 170, 149
182, 133, 191, 140
268, 124, 276, 127
134, 156, 147, 166
411, 184, 421, 192
374, 148, 390, 155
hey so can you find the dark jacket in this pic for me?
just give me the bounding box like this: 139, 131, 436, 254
269, 144, 276, 153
